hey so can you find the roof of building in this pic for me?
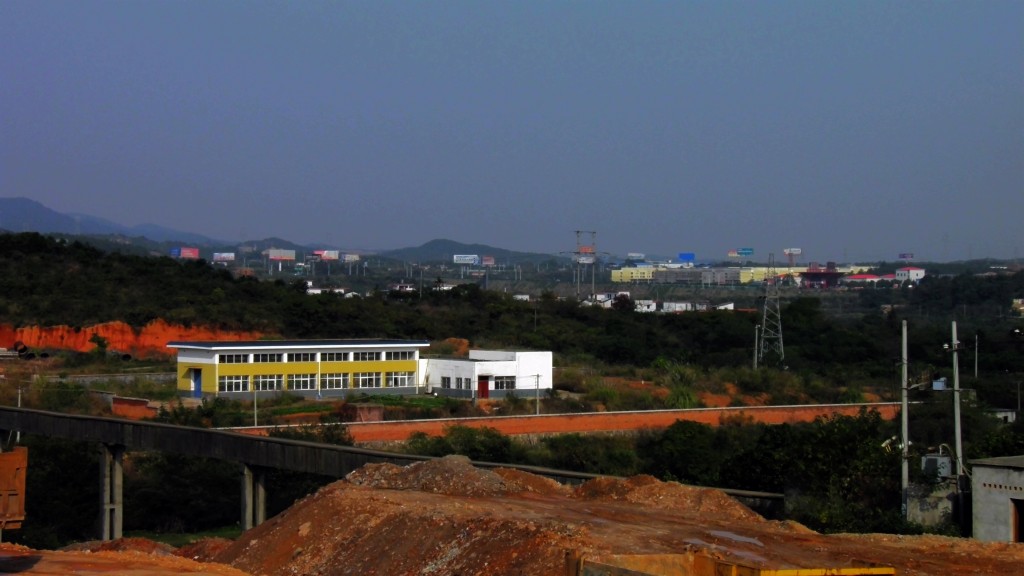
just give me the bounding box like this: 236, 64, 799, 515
167, 339, 430, 351
898, 267, 925, 271
969, 455, 1024, 470
844, 274, 880, 280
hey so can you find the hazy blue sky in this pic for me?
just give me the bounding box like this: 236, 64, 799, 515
3, 1, 1021, 262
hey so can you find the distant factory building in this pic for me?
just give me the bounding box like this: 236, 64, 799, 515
895, 267, 926, 283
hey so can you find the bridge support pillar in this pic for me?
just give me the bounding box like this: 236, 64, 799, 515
99, 443, 124, 541
241, 463, 266, 530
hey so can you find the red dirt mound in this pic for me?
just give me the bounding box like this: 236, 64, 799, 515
212, 459, 1024, 576
573, 475, 763, 523
174, 537, 235, 563
345, 454, 511, 496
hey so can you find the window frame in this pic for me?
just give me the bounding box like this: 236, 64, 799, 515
289, 373, 317, 391
321, 373, 349, 390
218, 375, 249, 392
353, 372, 381, 389
494, 376, 516, 390
253, 374, 283, 391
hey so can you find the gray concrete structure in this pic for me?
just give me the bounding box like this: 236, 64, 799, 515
970, 455, 1024, 542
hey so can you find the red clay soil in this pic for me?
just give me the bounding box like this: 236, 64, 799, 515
0, 320, 265, 359
338, 403, 901, 443
0, 541, 249, 575
2, 457, 1021, 575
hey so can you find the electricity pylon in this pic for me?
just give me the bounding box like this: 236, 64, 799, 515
758, 253, 785, 367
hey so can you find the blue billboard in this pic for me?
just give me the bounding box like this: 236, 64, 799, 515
677, 252, 696, 262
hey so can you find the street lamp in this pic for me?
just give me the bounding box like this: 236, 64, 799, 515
534, 374, 541, 416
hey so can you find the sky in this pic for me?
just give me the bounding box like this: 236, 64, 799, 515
2, 1, 1022, 263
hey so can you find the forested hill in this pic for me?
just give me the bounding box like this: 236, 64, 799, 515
0, 232, 1022, 379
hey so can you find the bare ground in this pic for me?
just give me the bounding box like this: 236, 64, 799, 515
2, 456, 1021, 575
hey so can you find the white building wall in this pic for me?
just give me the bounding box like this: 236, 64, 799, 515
511, 351, 553, 392
420, 351, 553, 394
419, 358, 478, 390
661, 302, 694, 313
175, 349, 216, 364
972, 462, 1024, 542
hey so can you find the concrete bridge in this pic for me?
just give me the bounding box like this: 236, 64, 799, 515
0, 407, 785, 541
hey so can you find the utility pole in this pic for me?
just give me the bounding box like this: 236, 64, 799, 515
950, 322, 964, 479
900, 320, 909, 519
946, 321, 966, 532
753, 325, 760, 370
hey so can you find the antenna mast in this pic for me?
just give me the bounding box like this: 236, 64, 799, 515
758, 253, 785, 366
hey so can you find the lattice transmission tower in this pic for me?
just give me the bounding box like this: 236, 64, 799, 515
758, 253, 785, 367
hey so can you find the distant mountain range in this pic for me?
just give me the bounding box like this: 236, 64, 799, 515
0, 197, 561, 264
0, 197, 223, 245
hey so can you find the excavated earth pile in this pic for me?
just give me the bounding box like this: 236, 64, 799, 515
2, 456, 1023, 575
212, 455, 1024, 576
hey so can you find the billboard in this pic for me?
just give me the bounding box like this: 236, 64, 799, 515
579, 245, 595, 254
342, 253, 360, 262
212, 252, 236, 262
626, 252, 645, 260
576, 255, 596, 264
737, 248, 754, 257
453, 254, 480, 265
783, 248, 802, 256
898, 253, 914, 259
179, 247, 200, 259
481, 256, 495, 267
265, 249, 296, 261
168, 248, 180, 258
727, 250, 739, 258
677, 252, 696, 262
314, 250, 340, 261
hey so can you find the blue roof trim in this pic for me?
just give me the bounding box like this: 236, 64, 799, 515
167, 339, 430, 350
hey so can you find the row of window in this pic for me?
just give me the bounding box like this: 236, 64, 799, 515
438, 376, 518, 390
217, 372, 415, 393
218, 351, 416, 364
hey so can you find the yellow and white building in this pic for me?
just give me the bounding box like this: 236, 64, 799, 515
168, 339, 429, 399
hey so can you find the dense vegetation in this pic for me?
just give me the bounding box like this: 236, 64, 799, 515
2, 233, 1022, 385
0, 232, 1022, 546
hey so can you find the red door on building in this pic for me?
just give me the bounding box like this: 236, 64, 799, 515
477, 377, 489, 399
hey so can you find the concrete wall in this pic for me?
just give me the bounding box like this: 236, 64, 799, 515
972, 464, 1024, 541
907, 482, 954, 527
